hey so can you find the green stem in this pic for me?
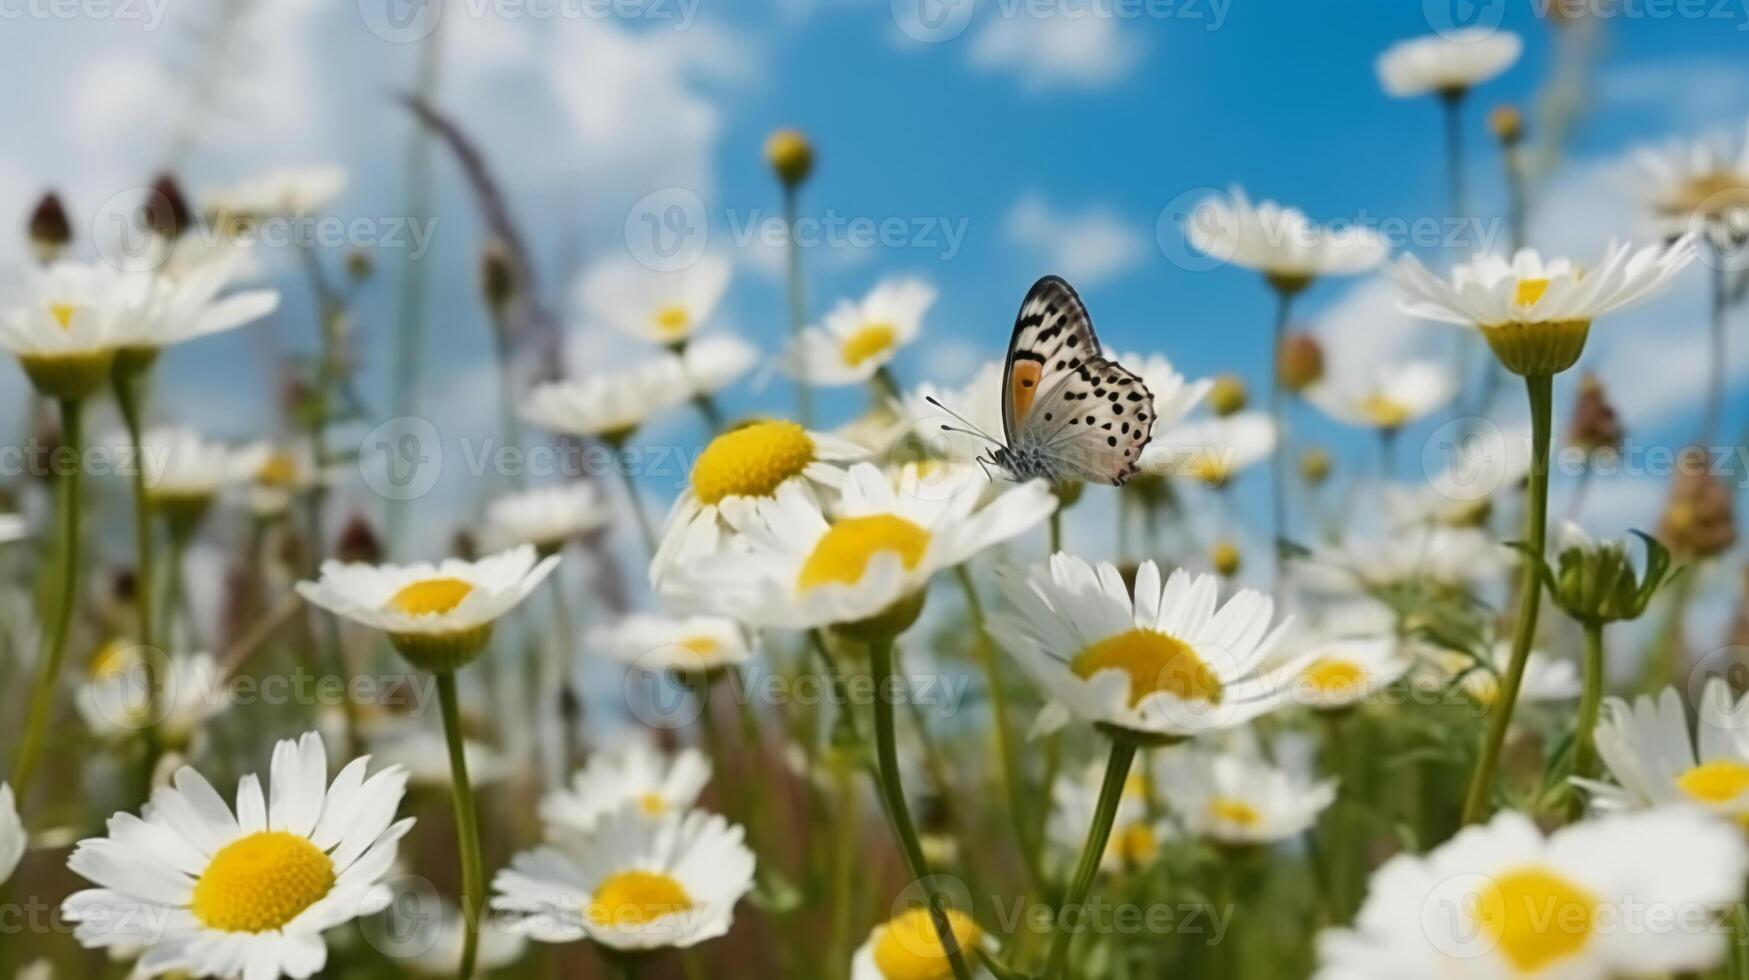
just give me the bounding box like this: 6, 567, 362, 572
1441, 89, 1468, 224
437, 672, 484, 980
693, 394, 725, 432
1705, 249, 1728, 446
1462, 372, 1552, 825
1044, 739, 1137, 980
614, 459, 659, 559
867, 634, 974, 980
10, 397, 85, 800
1569, 621, 1606, 822
114, 372, 163, 779
783, 185, 812, 427
1268, 287, 1294, 582
1049, 510, 1062, 555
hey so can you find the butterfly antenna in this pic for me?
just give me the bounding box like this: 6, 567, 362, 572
924, 395, 1002, 447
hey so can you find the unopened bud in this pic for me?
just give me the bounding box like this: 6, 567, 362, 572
1208, 375, 1248, 417
480, 240, 517, 315
28, 191, 71, 262
1212, 539, 1241, 577
1299, 447, 1332, 486
1660, 447, 1735, 560
765, 129, 814, 188
143, 173, 192, 240
1489, 105, 1524, 146
336, 513, 382, 565
346, 250, 374, 281
1567, 372, 1623, 457
1277, 333, 1324, 393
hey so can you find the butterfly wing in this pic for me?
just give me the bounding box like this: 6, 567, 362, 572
1001, 276, 1155, 485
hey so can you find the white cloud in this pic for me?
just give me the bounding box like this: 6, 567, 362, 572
1597, 59, 1749, 133
1002, 192, 1145, 286
968, 14, 1144, 91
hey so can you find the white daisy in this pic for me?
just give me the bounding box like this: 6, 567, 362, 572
0, 513, 26, 545
1, 783, 22, 885
0, 260, 152, 397
1118, 351, 1215, 433
575, 253, 732, 348
1154, 749, 1336, 845
1046, 761, 1165, 875
1139, 412, 1277, 487
1375, 29, 1522, 98
1449, 644, 1582, 709
1390, 422, 1532, 528
651, 420, 866, 591
1287, 633, 1415, 712
540, 742, 712, 832
521, 358, 694, 442
493, 805, 754, 952
785, 278, 935, 386
590, 613, 754, 675
138, 426, 272, 506
669, 462, 1055, 631
1305, 524, 1509, 592
1315, 807, 1747, 979
77, 650, 227, 748
204, 166, 347, 219
679, 332, 759, 397
480, 482, 611, 554
295, 545, 560, 671
1577, 680, 1749, 822
248, 443, 333, 519
1307, 360, 1456, 432
1185, 187, 1388, 287
851, 907, 994, 980
1393, 239, 1696, 375
992, 556, 1302, 741
62, 731, 413, 980
123, 246, 279, 352
1636, 118, 1749, 250
900, 360, 1008, 464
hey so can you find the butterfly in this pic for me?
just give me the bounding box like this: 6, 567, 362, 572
933, 276, 1156, 486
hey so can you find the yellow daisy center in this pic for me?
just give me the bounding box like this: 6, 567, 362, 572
796, 514, 931, 591
1513, 278, 1551, 308
87, 638, 139, 681
653, 304, 691, 338
1207, 797, 1262, 828
872, 908, 982, 980
841, 322, 897, 367
1071, 628, 1223, 708
587, 870, 693, 928
191, 831, 336, 933
690, 421, 817, 506
1190, 455, 1232, 486
1113, 822, 1159, 867
678, 635, 720, 660
637, 792, 669, 816
1303, 657, 1366, 696
387, 578, 474, 616
1359, 394, 1411, 428
1472, 866, 1598, 974
258, 452, 298, 488
48, 302, 78, 330
1677, 760, 1749, 804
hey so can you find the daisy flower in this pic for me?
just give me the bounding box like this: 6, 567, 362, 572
785, 278, 935, 387
0, 260, 153, 398
1450, 644, 1582, 709
1393, 239, 1696, 376
480, 482, 610, 554
651, 420, 866, 590
77, 650, 227, 748
1154, 749, 1336, 846
1577, 680, 1749, 822
0, 512, 26, 545
493, 805, 754, 952
541, 742, 713, 832
575, 253, 732, 348
1, 783, 22, 884
992, 556, 1302, 741
1139, 412, 1277, 488
1046, 761, 1165, 874
204, 166, 347, 220
521, 358, 693, 443
900, 360, 1007, 464
1636, 117, 1749, 250
668, 462, 1055, 632
1304, 523, 1509, 593
590, 613, 754, 675
61, 731, 413, 980
1118, 351, 1215, 433
1306, 360, 1457, 432
851, 907, 993, 980
1287, 633, 1415, 712
1315, 807, 1747, 979
1375, 29, 1522, 98
296, 544, 560, 671
121, 246, 279, 354
1185, 187, 1387, 291
137, 426, 271, 527
679, 332, 759, 398
247, 442, 336, 520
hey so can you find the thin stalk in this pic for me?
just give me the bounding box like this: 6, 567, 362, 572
693, 393, 725, 432
1732, 899, 1749, 980
867, 635, 974, 980
1705, 251, 1728, 445
1044, 739, 1137, 980
614, 462, 659, 558
437, 671, 484, 980
783, 185, 812, 427
1049, 510, 1062, 555
1269, 288, 1295, 583
1440, 89, 1468, 225
113, 371, 163, 777
1568, 621, 1606, 822
10, 397, 85, 799
1462, 372, 1553, 825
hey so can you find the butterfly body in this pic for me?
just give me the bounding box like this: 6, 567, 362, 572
987, 275, 1156, 486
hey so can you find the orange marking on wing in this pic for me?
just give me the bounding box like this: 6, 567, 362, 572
1010, 361, 1042, 421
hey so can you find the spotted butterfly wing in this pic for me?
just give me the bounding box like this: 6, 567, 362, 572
998, 276, 1154, 485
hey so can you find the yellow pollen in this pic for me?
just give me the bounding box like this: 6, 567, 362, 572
48, 302, 77, 329
872, 908, 982, 980
258, 453, 297, 488
841, 322, 897, 367
1359, 394, 1411, 429
1472, 866, 1598, 974
677, 635, 720, 660
1303, 657, 1366, 696
637, 792, 669, 816
796, 514, 931, 591
387, 578, 474, 617
690, 421, 816, 506
1071, 628, 1223, 708
190, 831, 336, 933
1189, 454, 1233, 486
652, 304, 691, 337
1113, 822, 1159, 867
587, 870, 693, 928
1207, 797, 1262, 828
1514, 278, 1550, 308
1677, 760, 1749, 804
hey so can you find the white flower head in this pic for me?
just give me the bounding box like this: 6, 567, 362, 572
1185, 187, 1388, 283
679, 332, 759, 397
785, 278, 936, 386
1155, 749, 1336, 845
204, 166, 347, 219
1139, 412, 1277, 486
62, 731, 413, 980
0, 783, 22, 885
591, 613, 754, 674
1304, 524, 1509, 593
1635, 117, 1749, 252
125, 246, 279, 350
1316, 807, 1748, 979
1287, 633, 1416, 712
493, 806, 754, 952
541, 741, 713, 833
1307, 359, 1457, 431
1047, 761, 1166, 875
1577, 679, 1749, 822
137, 426, 272, 502
851, 906, 995, 980
0, 260, 153, 360
992, 556, 1303, 740
481, 482, 611, 553
77, 651, 227, 746
576, 253, 732, 347
1375, 29, 1522, 98
1454, 643, 1582, 709
900, 360, 1009, 464
669, 463, 1055, 631
521, 358, 693, 442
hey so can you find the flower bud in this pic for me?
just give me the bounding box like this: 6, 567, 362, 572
479, 239, 517, 316
765, 129, 814, 188
1489, 105, 1524, 146
1277, 333, 1324, 393
1211, 539, 1241, 577
1567, 372, 1623, 458
337, 513, 382, 565
143, 173, 192, 240
1299, 447, 1332, 486
1660, 447, 1736, 560
1208, 375, 1248, 417
28, 191, 71, 263
1544, 522, 1677, 625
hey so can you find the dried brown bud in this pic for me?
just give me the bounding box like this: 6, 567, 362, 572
336, 513, 382, 565
1208, 375, 1248, 417
1212, 539, 1241, 577
1300, 446, 1332, 486
451, 528, 479, 563
28, 190, 71, 262
1277, 333, 1324, 392
480, 239, 517, 315
1660, 447, 1735, 560
1489, 105, 1524, 146
765, 129, 814, 188
1567, 372, 1623, 457
346, 250, 374, 281
143, 173, 192, 240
